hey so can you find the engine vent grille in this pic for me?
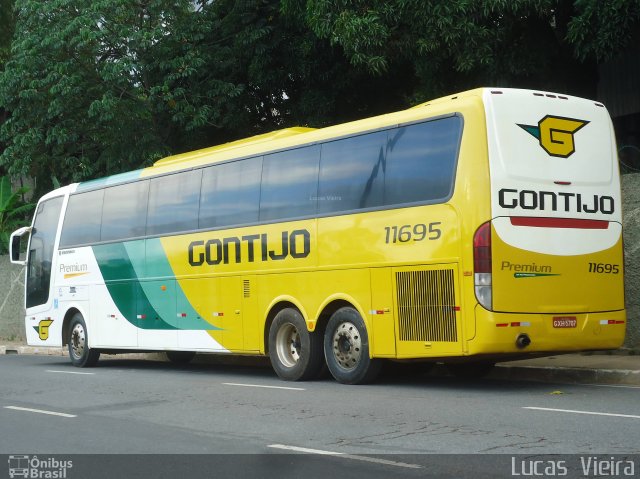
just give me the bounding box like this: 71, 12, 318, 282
243, 280, 251, 298
396, 269, 457, 342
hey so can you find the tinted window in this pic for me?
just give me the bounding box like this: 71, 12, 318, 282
60, 190, 104, 247
199, 157, 262, 228
260, 146, 320, 221
318, 131, 386, 214
384, 116, 461, 205
147, 170, 201, 235
101, 180, 149, 241
26, 197, 63, 308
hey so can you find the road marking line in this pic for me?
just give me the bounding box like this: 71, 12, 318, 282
4, 406, 76, 418
268, 444, 423, 469
524, 406, 640, 420
583, 384, 640, 390
46, 370, 95, 375
223, 383, 305, 391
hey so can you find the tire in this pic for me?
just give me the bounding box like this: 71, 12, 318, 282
268, 308, 324, 381
447, 361, 495, 379
166, 351, 196, 364
324, 307, 381, 384
68, 313, 100, 367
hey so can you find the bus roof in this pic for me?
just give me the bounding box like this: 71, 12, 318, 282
153, 127, 316, 168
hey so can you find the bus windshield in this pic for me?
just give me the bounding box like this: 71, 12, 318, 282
26, 197, 63, 308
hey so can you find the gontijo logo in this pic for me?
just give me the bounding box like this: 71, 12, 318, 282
518, 115, 589, 158
33, 319, 53, 340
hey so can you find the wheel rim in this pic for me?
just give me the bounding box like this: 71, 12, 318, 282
70, 323, 86, 359
331, 321, 361, 371
275, 322, 301, 368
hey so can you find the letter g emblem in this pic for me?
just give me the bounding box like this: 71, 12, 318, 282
518, 115, 589, 158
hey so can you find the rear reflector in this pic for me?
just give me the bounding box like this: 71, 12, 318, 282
510, 217, 609, 229
600, 320, 625, 325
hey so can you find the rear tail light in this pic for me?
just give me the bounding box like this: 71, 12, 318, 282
474, 221, 492, 310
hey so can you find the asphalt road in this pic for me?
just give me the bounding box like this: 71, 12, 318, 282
1, 355, 639, 478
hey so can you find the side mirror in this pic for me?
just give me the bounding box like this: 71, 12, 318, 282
9, 226, 31, 265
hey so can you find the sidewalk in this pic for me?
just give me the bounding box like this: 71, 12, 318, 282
492, 353, 640, 386
1, 341, 639, 385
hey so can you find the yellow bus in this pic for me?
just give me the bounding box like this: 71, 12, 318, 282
10, 87, 626, 384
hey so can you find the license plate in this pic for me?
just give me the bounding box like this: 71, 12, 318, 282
553, 317, 577, 328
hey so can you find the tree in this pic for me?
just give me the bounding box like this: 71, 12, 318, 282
286, 0, 640, 101
0, 0, 404, 197
0, 0, 14, 67
2, 0, 639, 199
0, 175, 33, 254
0, 0, 15, 177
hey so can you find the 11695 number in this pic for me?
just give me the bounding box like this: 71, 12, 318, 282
384, 222, 442, 244
588, 263, 620, 274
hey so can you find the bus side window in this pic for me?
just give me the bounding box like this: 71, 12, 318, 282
260, 146, 320, 221
60, 189, 104, 247
318, 131, 386, 214
147, 170, 201, 236
101, 180, 149, 242
199, 157, 262, 229
385, 116, 461, 205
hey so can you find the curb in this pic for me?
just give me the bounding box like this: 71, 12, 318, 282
493, 364, 640, 386
0, 345, 162, 360
1, 345, 67, 356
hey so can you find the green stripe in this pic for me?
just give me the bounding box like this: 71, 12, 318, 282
93, 241, 221, 331
514, 272, 560, 278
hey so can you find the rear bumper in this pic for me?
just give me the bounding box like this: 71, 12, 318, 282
469, 306, 626, 355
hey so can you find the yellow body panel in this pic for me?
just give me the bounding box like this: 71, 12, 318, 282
471, 308, 626, 355
492, 233, 625, 314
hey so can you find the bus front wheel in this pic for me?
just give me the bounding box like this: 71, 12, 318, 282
68, 313, 100, 367
324, 307, 381, 384
268, 308, 324, 381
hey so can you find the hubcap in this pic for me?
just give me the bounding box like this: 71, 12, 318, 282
275, 323, 301, 368
331, 322, 361, 370
70, 323, 86, 359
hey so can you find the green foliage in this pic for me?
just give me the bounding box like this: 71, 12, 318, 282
0, 175, 33, 254
568, 0, 640, 61
0, 0, 639, 199
289, 0, 640, 99
0, 0, 419, 197
0, 0, 15, 68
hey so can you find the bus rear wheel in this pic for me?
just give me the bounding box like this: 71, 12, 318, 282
268, 308, 324, 381
324, 307, 381, 385
68, 313, 100, 367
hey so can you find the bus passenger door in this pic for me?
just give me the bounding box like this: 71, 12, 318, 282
393, 264, 463, 358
